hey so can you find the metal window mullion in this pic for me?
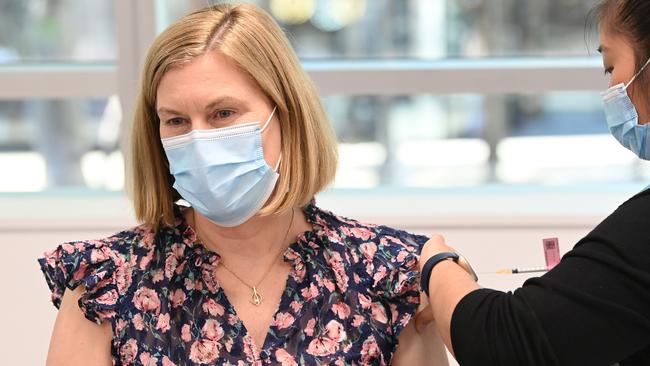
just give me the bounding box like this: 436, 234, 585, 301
0, 66, 116, 99
0, 59, 604, 100
303, 59, 605, 95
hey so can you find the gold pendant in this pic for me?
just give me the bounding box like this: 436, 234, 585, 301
251, 286, 263, 306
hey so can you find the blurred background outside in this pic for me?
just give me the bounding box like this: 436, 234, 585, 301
1, 0, 643, 194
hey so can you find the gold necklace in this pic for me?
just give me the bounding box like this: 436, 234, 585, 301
194, 208, 295, 306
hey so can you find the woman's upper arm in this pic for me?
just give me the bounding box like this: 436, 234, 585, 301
392, 295, 449, 366
46, 286, 113, 366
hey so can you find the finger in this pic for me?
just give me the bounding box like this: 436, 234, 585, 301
429, 234, 446, 245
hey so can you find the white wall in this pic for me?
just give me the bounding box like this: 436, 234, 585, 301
1, 185, 643, 365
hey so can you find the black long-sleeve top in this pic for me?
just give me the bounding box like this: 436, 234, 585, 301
451, 189, 650, 366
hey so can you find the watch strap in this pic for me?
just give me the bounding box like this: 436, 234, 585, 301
420, 252, 459, 296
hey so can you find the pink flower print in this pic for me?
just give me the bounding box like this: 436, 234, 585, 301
189, 339, 220, 364
396, 250, 409, 262
162, 356, 177, 366
304, 318, 316, 336
326, 252, 349, 292
275, 348, 298, 366
170, 288, 187, 308
324, 320, 346, 343
290, 300, 302, 313
358, 293, 371, 309
225, 337, 234, 352
301, 283, 319, 301
292, 261, 306, 282
201, 263, 220, 293
116, 319, 127, 333
116, 263, 133, 294
152, 269, 164, 283
273, 312, 295, 330
156, 313, 171, 333
242, 335, 258, 363
395, 271, 417, 296
352, 315, 365, 327
324, 227, 342, 243
227, 314, 238, 326
171, 242, 185, 258
164, 255, 178, 279
331, 302, 351, 320
371, 302, 388, 324
96, 289, 118, 306
140, 231, 156, 249
350, 227, 375, 241
133, 287, 160, 313
372, 265, 387, 286
90, 247, 110, 262
323, 278, 336, 293
360, 242, 377, 261
119, 338, 138, 365
62, 243, 75, 254
202, 298, 225, 317
360, 336, 381, 363
139, 249, 154, 270
132, 313, 145, 331
201, 319, 225, 341
72, 262, 88, 281
139, 352, 158, 366
181, 324, 192, 343
306, 336, 337, 357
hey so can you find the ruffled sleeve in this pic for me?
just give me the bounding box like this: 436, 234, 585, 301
367, 228, 429, 338
37, 237, 133, 325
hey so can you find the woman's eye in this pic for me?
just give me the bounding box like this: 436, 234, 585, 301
165, 117, 186, 126
214, 110, 234, 119
604, 67, 613, 76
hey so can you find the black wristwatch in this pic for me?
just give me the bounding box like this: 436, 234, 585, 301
420, 251, 478, 296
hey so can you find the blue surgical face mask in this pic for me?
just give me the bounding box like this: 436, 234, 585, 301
602, 58, 650, 159
161, 107, 280, 227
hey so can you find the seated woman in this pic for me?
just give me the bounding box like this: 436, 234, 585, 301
37, 3, 447, 365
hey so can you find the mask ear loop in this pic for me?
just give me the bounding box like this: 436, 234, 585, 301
625, 58, 650, 89
260, 106, 278, 132
259, 106, 282, 172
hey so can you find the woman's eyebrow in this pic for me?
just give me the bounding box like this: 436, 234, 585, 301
157, 96, 245, 116
205, 96, 245, 112
156, 107, 184, 116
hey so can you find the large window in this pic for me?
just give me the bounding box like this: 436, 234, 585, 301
3, 0, 634, 193
0, 0, 116, 62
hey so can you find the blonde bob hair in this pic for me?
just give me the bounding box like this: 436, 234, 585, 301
129, 3, 338, 230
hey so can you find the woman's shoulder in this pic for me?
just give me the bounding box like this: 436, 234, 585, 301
307, 204, 429, 296
37, 222, 171, 324
307, 204, 429, 258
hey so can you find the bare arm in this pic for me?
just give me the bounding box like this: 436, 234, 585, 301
46, 286, 113, 366
391, 294, 449, 366
415, 235, 480, 357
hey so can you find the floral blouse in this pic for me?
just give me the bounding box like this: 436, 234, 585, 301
38, 203, 429, 366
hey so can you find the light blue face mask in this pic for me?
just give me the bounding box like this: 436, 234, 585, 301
602, 58, 650, 159
161, 107, 280, 227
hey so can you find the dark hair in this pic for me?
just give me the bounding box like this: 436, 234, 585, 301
594, 0, 650, 93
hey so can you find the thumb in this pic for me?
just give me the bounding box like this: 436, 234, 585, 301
414, 304, 434, 334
